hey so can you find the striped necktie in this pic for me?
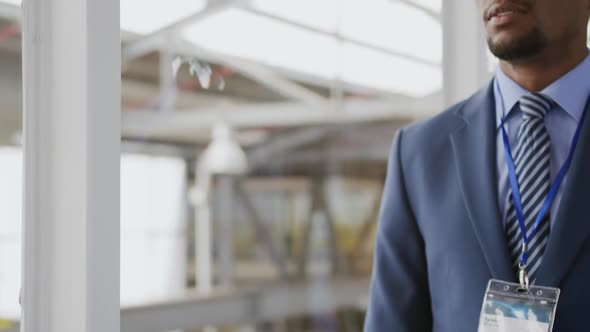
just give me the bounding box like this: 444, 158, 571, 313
505, 93, 554, 281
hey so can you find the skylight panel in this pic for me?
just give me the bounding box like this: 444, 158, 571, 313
410, 0, 441, 12
121, 0, 207, 34
251, 0, 442, 64
183, 8, 442, 96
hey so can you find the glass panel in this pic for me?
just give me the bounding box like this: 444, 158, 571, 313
0, 0, 208, 34
6, 0, 446, 330
0, 148, 22, 320
118, 1, 442, 328
120, 154, 187, 305
183, 7, 441, 96
251, 0, 442, 63
183, 9, 341, 82
121, 0, 207, 34
250, 0, 341, 33
339, 0, 441, 63
340, 41, 441, 96
411, 0, 442, 12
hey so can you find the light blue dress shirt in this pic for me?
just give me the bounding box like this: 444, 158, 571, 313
494, 52, 590, 227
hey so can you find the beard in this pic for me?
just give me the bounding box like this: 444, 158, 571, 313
487, 26, 547, 61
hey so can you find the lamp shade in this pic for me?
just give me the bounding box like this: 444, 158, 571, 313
201, 123, 248, 176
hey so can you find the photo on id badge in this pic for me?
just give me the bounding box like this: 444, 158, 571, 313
479, 294, 554, 332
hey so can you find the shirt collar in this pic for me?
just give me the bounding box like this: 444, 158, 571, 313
495, 51, 590, 125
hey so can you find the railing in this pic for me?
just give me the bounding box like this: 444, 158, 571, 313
4, 277, 369, 332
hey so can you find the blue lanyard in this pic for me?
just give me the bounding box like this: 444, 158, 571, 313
500, 92, 589, 266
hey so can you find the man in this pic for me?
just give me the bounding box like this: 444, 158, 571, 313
364, 0, 590, 331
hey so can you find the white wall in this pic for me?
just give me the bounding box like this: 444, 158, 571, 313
120, 154, 187, 305
0, 149, 188, 317
0, 147, 22, 319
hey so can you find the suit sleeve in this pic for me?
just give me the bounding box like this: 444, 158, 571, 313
364, 129, 433, 332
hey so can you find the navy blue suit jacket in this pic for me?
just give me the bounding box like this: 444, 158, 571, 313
364, 82, 590, 331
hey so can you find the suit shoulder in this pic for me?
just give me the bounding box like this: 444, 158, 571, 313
400, 99, 467, 152
392, 82, 494, 167
401, 82, 493, 146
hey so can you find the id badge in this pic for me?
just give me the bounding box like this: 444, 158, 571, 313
477, 280, 560, 332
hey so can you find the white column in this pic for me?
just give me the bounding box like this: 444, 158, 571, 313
159, 49, 178, 113
21, 0, 120, 331
194, 164, 213, 294
216, 176, 235, 288
442, 1, 490, 107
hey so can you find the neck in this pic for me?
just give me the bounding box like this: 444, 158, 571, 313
499, 43, 589, 92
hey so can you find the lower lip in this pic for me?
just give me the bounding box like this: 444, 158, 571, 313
489, 12, 523, 26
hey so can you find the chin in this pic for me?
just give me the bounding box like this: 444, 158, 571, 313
487, 27, 546, 61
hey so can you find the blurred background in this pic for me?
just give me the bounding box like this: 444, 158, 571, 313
0, 1, 589, 331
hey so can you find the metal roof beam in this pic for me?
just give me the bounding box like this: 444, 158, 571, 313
122, 96, 437, 139
393, 0, 440, 22
169, 40, 396, 98
248, 127, 337, 167
122, 0, 248, 61
245, 6, 441, 69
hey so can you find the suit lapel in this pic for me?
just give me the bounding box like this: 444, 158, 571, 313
535, 98, 590, 287
450, 82, 514, 281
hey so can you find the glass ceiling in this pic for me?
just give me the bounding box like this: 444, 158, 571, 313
249, 0, 441, 64
2, 0, 209, 34
121, 0, 207, 35
413, 0, 441, 12
182, 0, 443, 97
183, 7, 441, 97
3, 0, 443, 97
8, 1, 590, 97
138, 0, 442, 97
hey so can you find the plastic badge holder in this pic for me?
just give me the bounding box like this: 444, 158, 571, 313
478, 279, 560, 332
